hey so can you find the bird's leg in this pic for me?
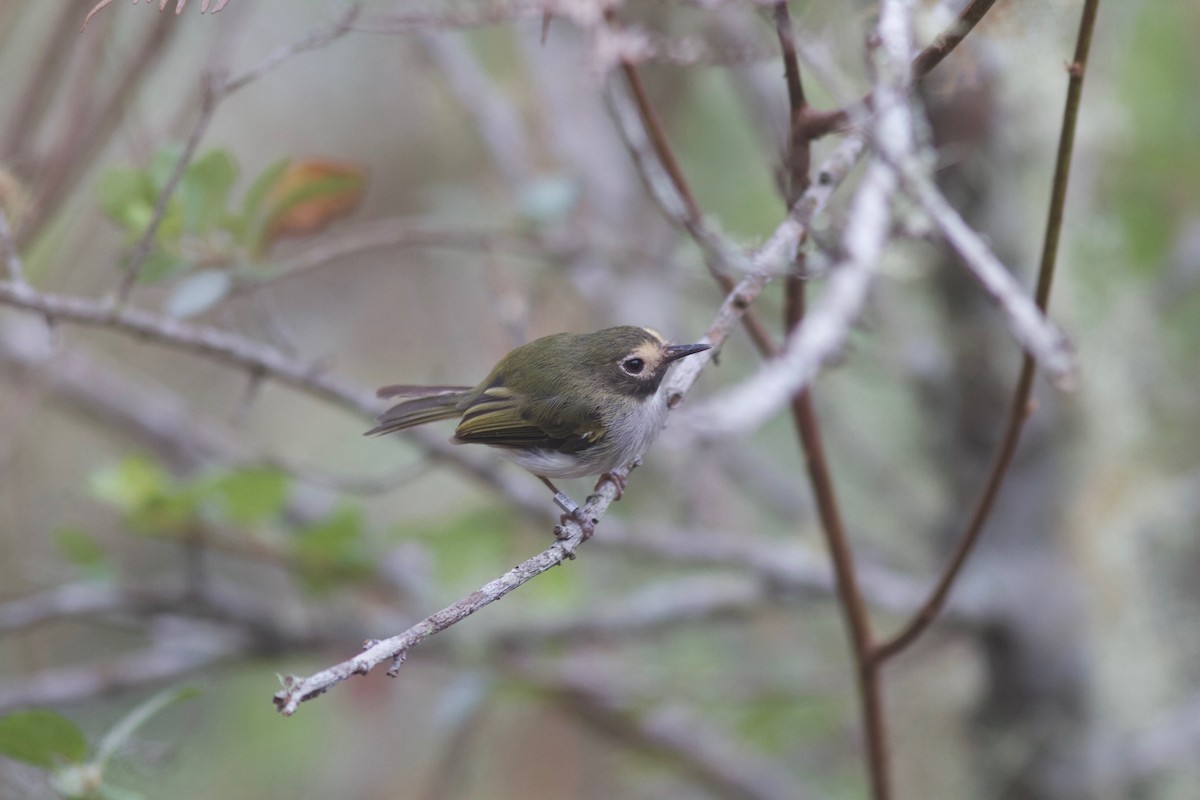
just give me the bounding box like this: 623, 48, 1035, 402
539, 476, 578, 515
539, 476, 596, 541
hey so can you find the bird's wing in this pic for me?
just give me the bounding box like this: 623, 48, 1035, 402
365, 388, 471, 436
453, 386, 604, 453
376, 384, 472, 399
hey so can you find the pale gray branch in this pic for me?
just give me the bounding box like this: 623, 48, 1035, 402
680, 1, 921, 439
538, 666, 805, 800
0, 627, 248, 713
0, 284, 546, 512
888, 160, 1078, 385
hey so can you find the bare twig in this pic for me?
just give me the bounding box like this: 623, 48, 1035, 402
118, 75, 223, 299
909, 0, 999, 78
1, 5, 76, 160
874, 0, 1101, 663
684, 0, 934, 446
0, 281, 369, 410
273, 472, 618, 715
223, 5, 361, 95
602, 12, 778, 357
533, 666, 802, 800
84, 0, 237, 30
683, 154, 894, 439
117, 5, 362, 297
0, 633, 244, 713
269, 218, 537, 280
798, 0, 1001, 140
0, 280, 547, 513
887, 160, 1077, 384
771, 4, 893, 796
272, 137, 864, 714
23, 13, 176, 247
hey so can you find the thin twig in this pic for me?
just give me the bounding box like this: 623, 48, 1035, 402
909, 0, 999, 78
773, 2, 809, 202
604, 10, 778, 357
535, 667, 802, 800
271, 138, 863, 714
116, 5, 361, 298
682, 154, 894, 439
0, 279, 547, 512
772, 4, 897, 796
887, 159, 1077, 384
223, 5, 361, 95
273, 474, 615, 715
268, 218, 537, 281
799, 0, 1000, 140
773, 6, 889, 796
1, 5, 76, 160
118, 75, 223, 299
22, 13, 176, 247
873, 0, 1100, 664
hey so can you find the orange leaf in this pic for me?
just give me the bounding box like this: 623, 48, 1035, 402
260, 160, 366, 249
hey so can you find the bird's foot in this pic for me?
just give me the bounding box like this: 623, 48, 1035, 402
554, 506, 597, 543
595, 470, 628, 500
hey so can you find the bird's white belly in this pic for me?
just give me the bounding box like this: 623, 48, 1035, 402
496, 392, 669, 479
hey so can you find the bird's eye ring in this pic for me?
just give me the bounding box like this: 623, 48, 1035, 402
621, 357, 646, 375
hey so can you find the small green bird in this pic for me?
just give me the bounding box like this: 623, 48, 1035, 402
365, 326, 710, 524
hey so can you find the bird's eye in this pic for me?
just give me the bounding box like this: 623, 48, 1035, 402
622, 357, 646, 375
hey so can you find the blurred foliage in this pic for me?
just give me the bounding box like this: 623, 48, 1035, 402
0, 688, 199, 800
97, 148, 364, 316
1, 2, 1198, 799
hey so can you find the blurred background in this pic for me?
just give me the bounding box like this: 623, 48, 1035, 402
1, 1, 1198, 798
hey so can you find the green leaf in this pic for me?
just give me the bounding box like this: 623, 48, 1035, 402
179, 150, 238, 234
88, 456, 195, 535
94, 686, 202, 768
96, 168, 155, 232
241, 157, 291, 222
163, 269, 232, 318
200, 467, 289, 525
88, 456, 171, 515
0, 710, 88, 767
149, 143, 185, 191
55, 527, 108, 569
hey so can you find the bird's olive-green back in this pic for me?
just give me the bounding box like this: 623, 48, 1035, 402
453, 327, 665, 450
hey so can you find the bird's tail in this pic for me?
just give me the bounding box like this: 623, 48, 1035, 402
364, 385, 472, 436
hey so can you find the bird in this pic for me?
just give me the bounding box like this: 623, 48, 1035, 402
365, 325, 711, 531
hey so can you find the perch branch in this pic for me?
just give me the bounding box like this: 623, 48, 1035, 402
271, 137, 864, 714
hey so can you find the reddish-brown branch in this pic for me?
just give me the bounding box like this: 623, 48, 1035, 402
874, 0, 1100, 664
1, 5, 77, 162
609, 11, 777, 358
787, 268, 892, 800
21, 13, 177, 246
774, 4, 890, 798
773, 2, 810, 200
804, 0, 999, 139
